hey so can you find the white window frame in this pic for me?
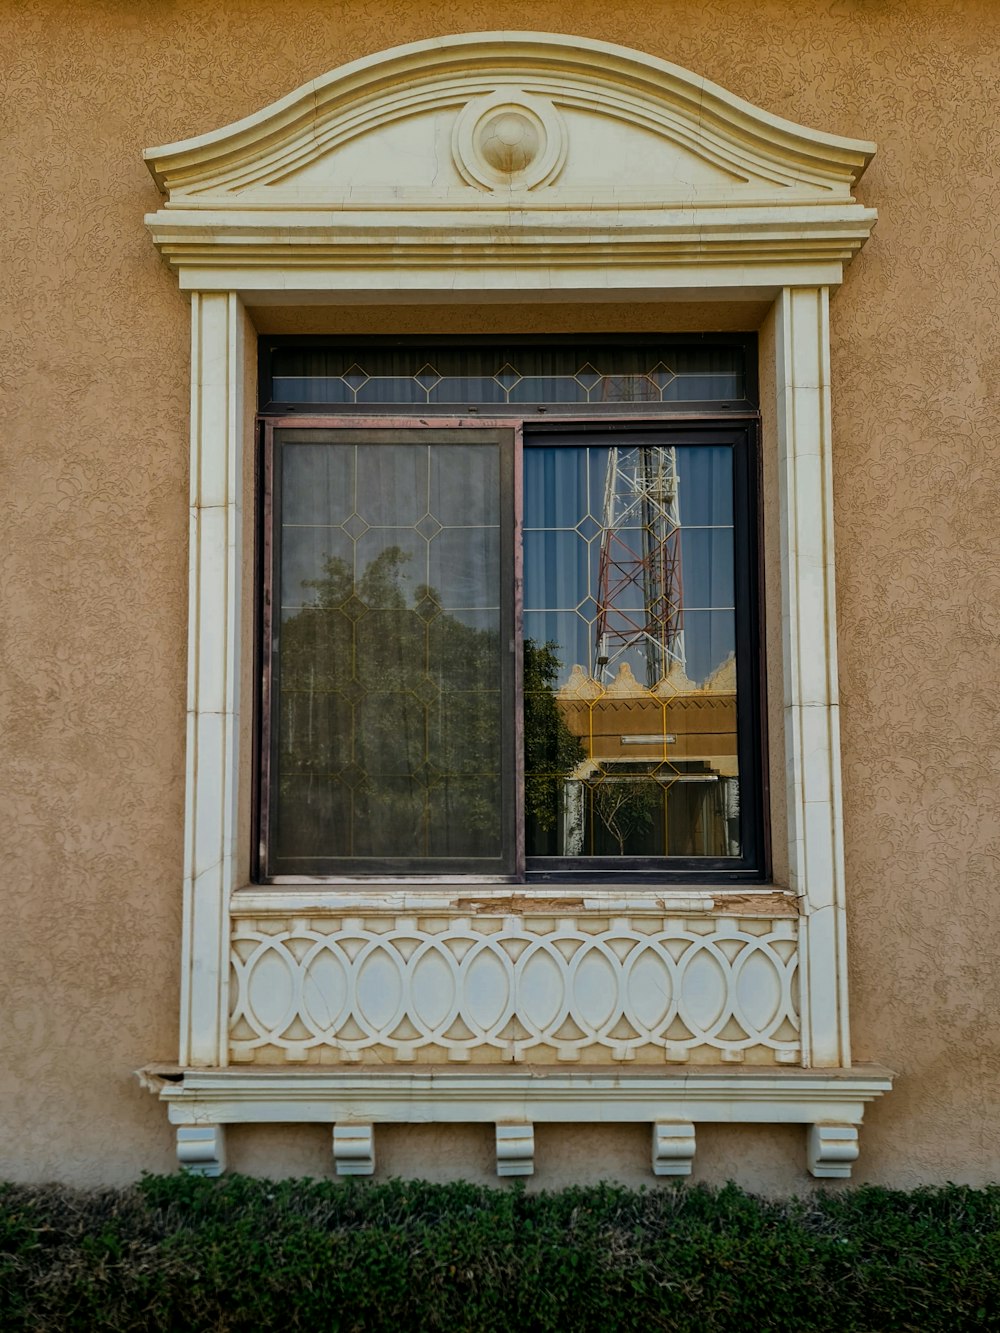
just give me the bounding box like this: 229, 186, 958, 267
141, 32, 890, 1180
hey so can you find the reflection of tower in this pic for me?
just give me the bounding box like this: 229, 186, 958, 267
595, 446, 685, 687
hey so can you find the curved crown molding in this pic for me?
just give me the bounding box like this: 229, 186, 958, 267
143, 32, 877, 294
145, 32, 874, 198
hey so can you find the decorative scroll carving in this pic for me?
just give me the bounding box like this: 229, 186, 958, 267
229, 914, 800, 1066
807, 1123, 859, 1179
496, 1122, 534, 1176
176, 1124, 226, 1176
652, 1122, 696, 1176
332, 1123, 375, 1176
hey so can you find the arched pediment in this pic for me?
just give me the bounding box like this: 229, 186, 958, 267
144, 32, 876, 294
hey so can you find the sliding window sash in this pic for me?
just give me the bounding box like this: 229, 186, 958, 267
260, 423, 517, 879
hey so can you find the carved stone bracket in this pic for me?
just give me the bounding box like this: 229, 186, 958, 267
651, 1121, 697, 1176
176, 1124, 226, 1177
496, 1122, 535, 1176
332, 1123, 375, 1176
806, 1123, 859, 1179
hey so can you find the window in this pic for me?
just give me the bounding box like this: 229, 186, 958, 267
147, 34, 879, 1111
258, 341, 764, 883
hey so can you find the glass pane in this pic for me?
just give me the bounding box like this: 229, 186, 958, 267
429, 527, 500, 608
273, 376, 354, 404
280, 527, 354, 608
274, 437, 503, 867
662, 373, 743, 402
270, 343, 746, 407
680, 529, 735, 610
427, 376, 508, 405
282, 444, 355, 524
355, 445, 426, 525
427, 776, 502, 857
524, 441, 741, 860
275, 777, 351, 859
430, 444, 499, 525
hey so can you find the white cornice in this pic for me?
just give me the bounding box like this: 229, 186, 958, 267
143, 33, 876, 293
145, 1066, 894, 1126
146, 207, 876, 295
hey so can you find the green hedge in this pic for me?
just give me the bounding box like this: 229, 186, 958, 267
2, 1175, 999, 1331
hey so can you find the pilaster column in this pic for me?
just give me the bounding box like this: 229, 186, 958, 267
180, 291, 245, 1067
774, 286, 850, 1068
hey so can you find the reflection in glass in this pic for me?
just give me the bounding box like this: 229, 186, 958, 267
275, 441, 502, 867
523, 443, 741, 861
271, 343, 746, 408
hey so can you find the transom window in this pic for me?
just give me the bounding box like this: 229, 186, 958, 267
259, 336, 755, 414
258, 341, 764, 883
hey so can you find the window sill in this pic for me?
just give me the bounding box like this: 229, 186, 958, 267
232, 885, 798, 916
139, 1064, 894, 1180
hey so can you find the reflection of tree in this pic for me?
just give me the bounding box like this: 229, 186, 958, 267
278, 547, 500, 858
523, 640, 584, 836
279, 563, 669, 861
589, 772, 661, 857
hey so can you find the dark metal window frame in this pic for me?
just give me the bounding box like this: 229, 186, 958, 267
255, 338, 767, 887
520, 419, 766, 883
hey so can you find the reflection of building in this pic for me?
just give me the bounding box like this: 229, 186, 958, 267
556, 659, 739, 856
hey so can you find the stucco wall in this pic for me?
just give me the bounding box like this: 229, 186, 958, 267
3, 0, 999, 1189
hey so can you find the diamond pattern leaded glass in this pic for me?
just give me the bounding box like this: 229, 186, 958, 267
274, 436, 504, 870
268, 394, 757, 874
269, 343, 746, 408
523, 442, 740, 860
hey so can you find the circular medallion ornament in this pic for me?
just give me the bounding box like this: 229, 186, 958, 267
479, 112, 540, 173
452, 91, 567, 191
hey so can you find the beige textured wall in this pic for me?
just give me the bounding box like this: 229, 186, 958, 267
3, 0, 1000, 1189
